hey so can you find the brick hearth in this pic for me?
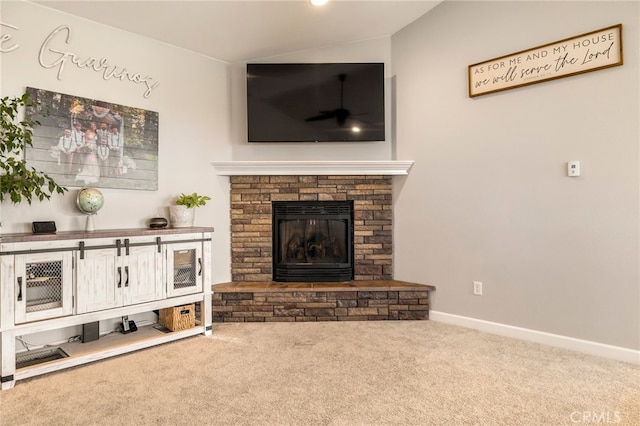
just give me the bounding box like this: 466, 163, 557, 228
212, 281, 435, 322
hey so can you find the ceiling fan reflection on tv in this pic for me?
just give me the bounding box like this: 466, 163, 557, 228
305, 73, 363, 128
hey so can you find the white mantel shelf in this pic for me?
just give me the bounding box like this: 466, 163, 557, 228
210, 161, 414, 176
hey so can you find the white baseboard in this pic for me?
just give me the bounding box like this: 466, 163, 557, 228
429, 311, 640, 365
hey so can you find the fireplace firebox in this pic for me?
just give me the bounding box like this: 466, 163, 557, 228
272, 201, 354, 282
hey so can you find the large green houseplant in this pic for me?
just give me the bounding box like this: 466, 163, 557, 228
0, 92, 67, 204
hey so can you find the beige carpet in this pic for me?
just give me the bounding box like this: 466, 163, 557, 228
1, 321, 638, 426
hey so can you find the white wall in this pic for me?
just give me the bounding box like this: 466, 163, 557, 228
392, 1, 639, 350
0, 1, 232, 283
228, 37, 394, 160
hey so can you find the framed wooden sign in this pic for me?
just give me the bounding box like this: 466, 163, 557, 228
468, 24, 623, 97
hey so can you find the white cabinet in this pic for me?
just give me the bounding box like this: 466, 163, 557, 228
76, 238, 162, 314
0, 227, 213, 390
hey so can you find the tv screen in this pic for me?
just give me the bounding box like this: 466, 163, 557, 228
247, 63, 385, 142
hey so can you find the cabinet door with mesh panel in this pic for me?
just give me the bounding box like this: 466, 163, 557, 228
14, 252, 73, 323
165, 242, 203, 297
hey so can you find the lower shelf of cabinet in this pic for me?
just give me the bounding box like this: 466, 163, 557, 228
15, 323, 206, 382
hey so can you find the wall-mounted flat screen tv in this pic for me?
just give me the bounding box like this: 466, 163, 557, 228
247, 63, 385, 142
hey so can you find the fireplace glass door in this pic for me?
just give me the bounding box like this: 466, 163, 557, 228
272, 201, 353, 282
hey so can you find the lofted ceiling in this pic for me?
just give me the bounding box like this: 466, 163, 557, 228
34, 0, 441, 63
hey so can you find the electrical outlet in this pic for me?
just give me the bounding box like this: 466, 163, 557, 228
473, 281, 483, 296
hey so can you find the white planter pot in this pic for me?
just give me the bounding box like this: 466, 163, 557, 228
169, 205, 195, 228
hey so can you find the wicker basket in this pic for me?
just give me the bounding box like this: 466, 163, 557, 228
159, 303, 195, 331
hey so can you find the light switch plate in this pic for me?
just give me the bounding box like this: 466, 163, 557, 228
568, 161, 580, 177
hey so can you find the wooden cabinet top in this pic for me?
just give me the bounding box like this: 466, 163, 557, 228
0, 227, 214, 244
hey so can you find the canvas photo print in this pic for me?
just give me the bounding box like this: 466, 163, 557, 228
25, 87, 159, 191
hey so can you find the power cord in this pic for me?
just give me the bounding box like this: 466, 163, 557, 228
15, 335, 81, 351
67, 335, 82, 343
15, 336, 34, 351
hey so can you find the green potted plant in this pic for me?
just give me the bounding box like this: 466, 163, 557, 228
175, 192, 211, 208
170, 192, 211, 227
0, 92, 67, 205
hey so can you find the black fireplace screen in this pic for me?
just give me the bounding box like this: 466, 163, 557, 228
278, 219, 347, 264
272, 201, 354, 282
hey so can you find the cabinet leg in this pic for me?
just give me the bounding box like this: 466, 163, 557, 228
202, 291, 212, 336
1, 331, 17, 391
1, 377, 16, 390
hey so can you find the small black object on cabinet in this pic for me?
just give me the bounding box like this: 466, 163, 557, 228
32, 221, 57, 234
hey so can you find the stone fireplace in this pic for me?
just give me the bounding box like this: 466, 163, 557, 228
230, 175, 392, 282
211, 161, 434, 323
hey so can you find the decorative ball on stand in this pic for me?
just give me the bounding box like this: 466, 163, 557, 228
76, 188, 104, 231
